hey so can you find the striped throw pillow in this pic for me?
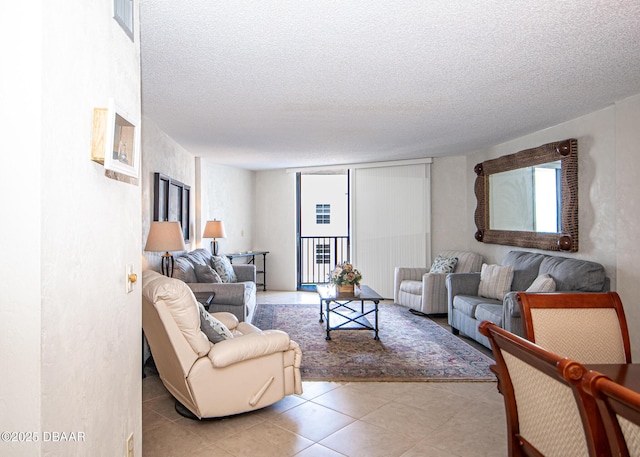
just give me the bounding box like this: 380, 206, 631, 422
478, 264, 514, 300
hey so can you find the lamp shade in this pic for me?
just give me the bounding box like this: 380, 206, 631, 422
203, 220, 226, 239
144, 221, 186, 252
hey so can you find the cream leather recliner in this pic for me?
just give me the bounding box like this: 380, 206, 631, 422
142, 270, 302, 419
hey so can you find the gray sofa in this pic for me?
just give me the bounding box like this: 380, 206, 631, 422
172, 249, 257, 323
446, 250, 610, 349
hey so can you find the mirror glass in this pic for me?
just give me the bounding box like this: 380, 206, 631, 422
474, 139, 578, 252
489, 161, 561, 232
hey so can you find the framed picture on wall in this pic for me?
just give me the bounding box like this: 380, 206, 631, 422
153, 172, 190, 242
90, 98, 140, 179
104, 98, 140, 178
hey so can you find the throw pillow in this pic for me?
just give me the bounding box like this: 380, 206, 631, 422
478, 263, 515, 300
197, 302, 234, 343
194, 264, 222, 283
430, 256, 458, 274
211, 255, 237, 283
526, 274, 557, 293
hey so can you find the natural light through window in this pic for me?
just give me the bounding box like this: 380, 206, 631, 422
534, 167, 559, 232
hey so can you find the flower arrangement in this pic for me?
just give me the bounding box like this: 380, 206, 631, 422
329, 262, 362, 286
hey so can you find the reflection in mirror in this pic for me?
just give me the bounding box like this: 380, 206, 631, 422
489, 161, 561, 232
474, 139, 578, 252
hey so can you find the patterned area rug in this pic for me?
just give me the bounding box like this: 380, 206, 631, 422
252, 303, 495, 382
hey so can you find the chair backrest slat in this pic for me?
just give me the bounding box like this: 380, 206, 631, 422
583, 371, 640, 457
479, 320, 610, 457
516, 292, 631, 364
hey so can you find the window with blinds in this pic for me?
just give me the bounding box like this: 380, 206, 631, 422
352, 163, 431, 299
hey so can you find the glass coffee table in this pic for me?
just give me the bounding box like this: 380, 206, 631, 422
316, 285, 383, 340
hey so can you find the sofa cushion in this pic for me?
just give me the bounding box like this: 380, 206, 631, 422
453, 295, 501, 317
211, 255, 238, 283
502, 251, 547, 291
174, 256, 198, 283
197, 302, 233, 343
194, 264, 222, 283
475, 304, 503, 326
478, 264, 514, 300
539, 256, 606, 291
142, 271, 211, 357
173, 249, 216, 283
429, 255, 458, 274
184, 249, 212, 266
400, 280, 423, 295
526, 274, 556, 292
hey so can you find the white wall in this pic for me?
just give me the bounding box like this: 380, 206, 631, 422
0, 3, 43, 456
430, 155, 471, 258
197, 160, 256, 256
255, 170, 298, 290
42, 0, 143, 453
0, 1, 144, 456
141, 117, 196, 271
614, 93, 640, 356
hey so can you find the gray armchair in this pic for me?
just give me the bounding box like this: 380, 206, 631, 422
394, 250, 483, 315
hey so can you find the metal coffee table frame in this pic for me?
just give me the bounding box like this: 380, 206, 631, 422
317, 285, 382, 340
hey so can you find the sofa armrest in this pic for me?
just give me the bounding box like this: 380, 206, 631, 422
446, 272, 481, 315
421, 272, 448, 311
394, 267, 429, 302
187, 282, 249, 306
233, 264, 256, 283
503, 292, 520, 318
207, 329, 291, 368
503, 291, 523, 336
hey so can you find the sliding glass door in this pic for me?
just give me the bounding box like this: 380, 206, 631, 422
296, 171, 350, 290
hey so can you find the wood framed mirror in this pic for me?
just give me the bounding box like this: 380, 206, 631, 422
474, 138, 578, 252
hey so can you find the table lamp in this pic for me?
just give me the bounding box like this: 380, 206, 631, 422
144, 221, 186, 277
203, 220, 226, 255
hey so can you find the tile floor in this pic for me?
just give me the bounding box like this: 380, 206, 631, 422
142, 291, 508, 457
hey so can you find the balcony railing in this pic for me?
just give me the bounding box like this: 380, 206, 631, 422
299, 236, 349, 287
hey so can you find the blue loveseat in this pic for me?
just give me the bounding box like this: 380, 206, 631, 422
446, 250, 610, 349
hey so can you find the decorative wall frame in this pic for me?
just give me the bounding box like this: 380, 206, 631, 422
153, 173, 191, 242
91, 98, 140, 178
474, 138, 578, 252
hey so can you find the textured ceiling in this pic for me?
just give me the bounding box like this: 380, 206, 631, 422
140, 1, 640, 170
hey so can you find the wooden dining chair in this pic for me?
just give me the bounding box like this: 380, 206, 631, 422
516, 291, 631, 364
583, 370, 640, 457
479, 320, 609, 457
